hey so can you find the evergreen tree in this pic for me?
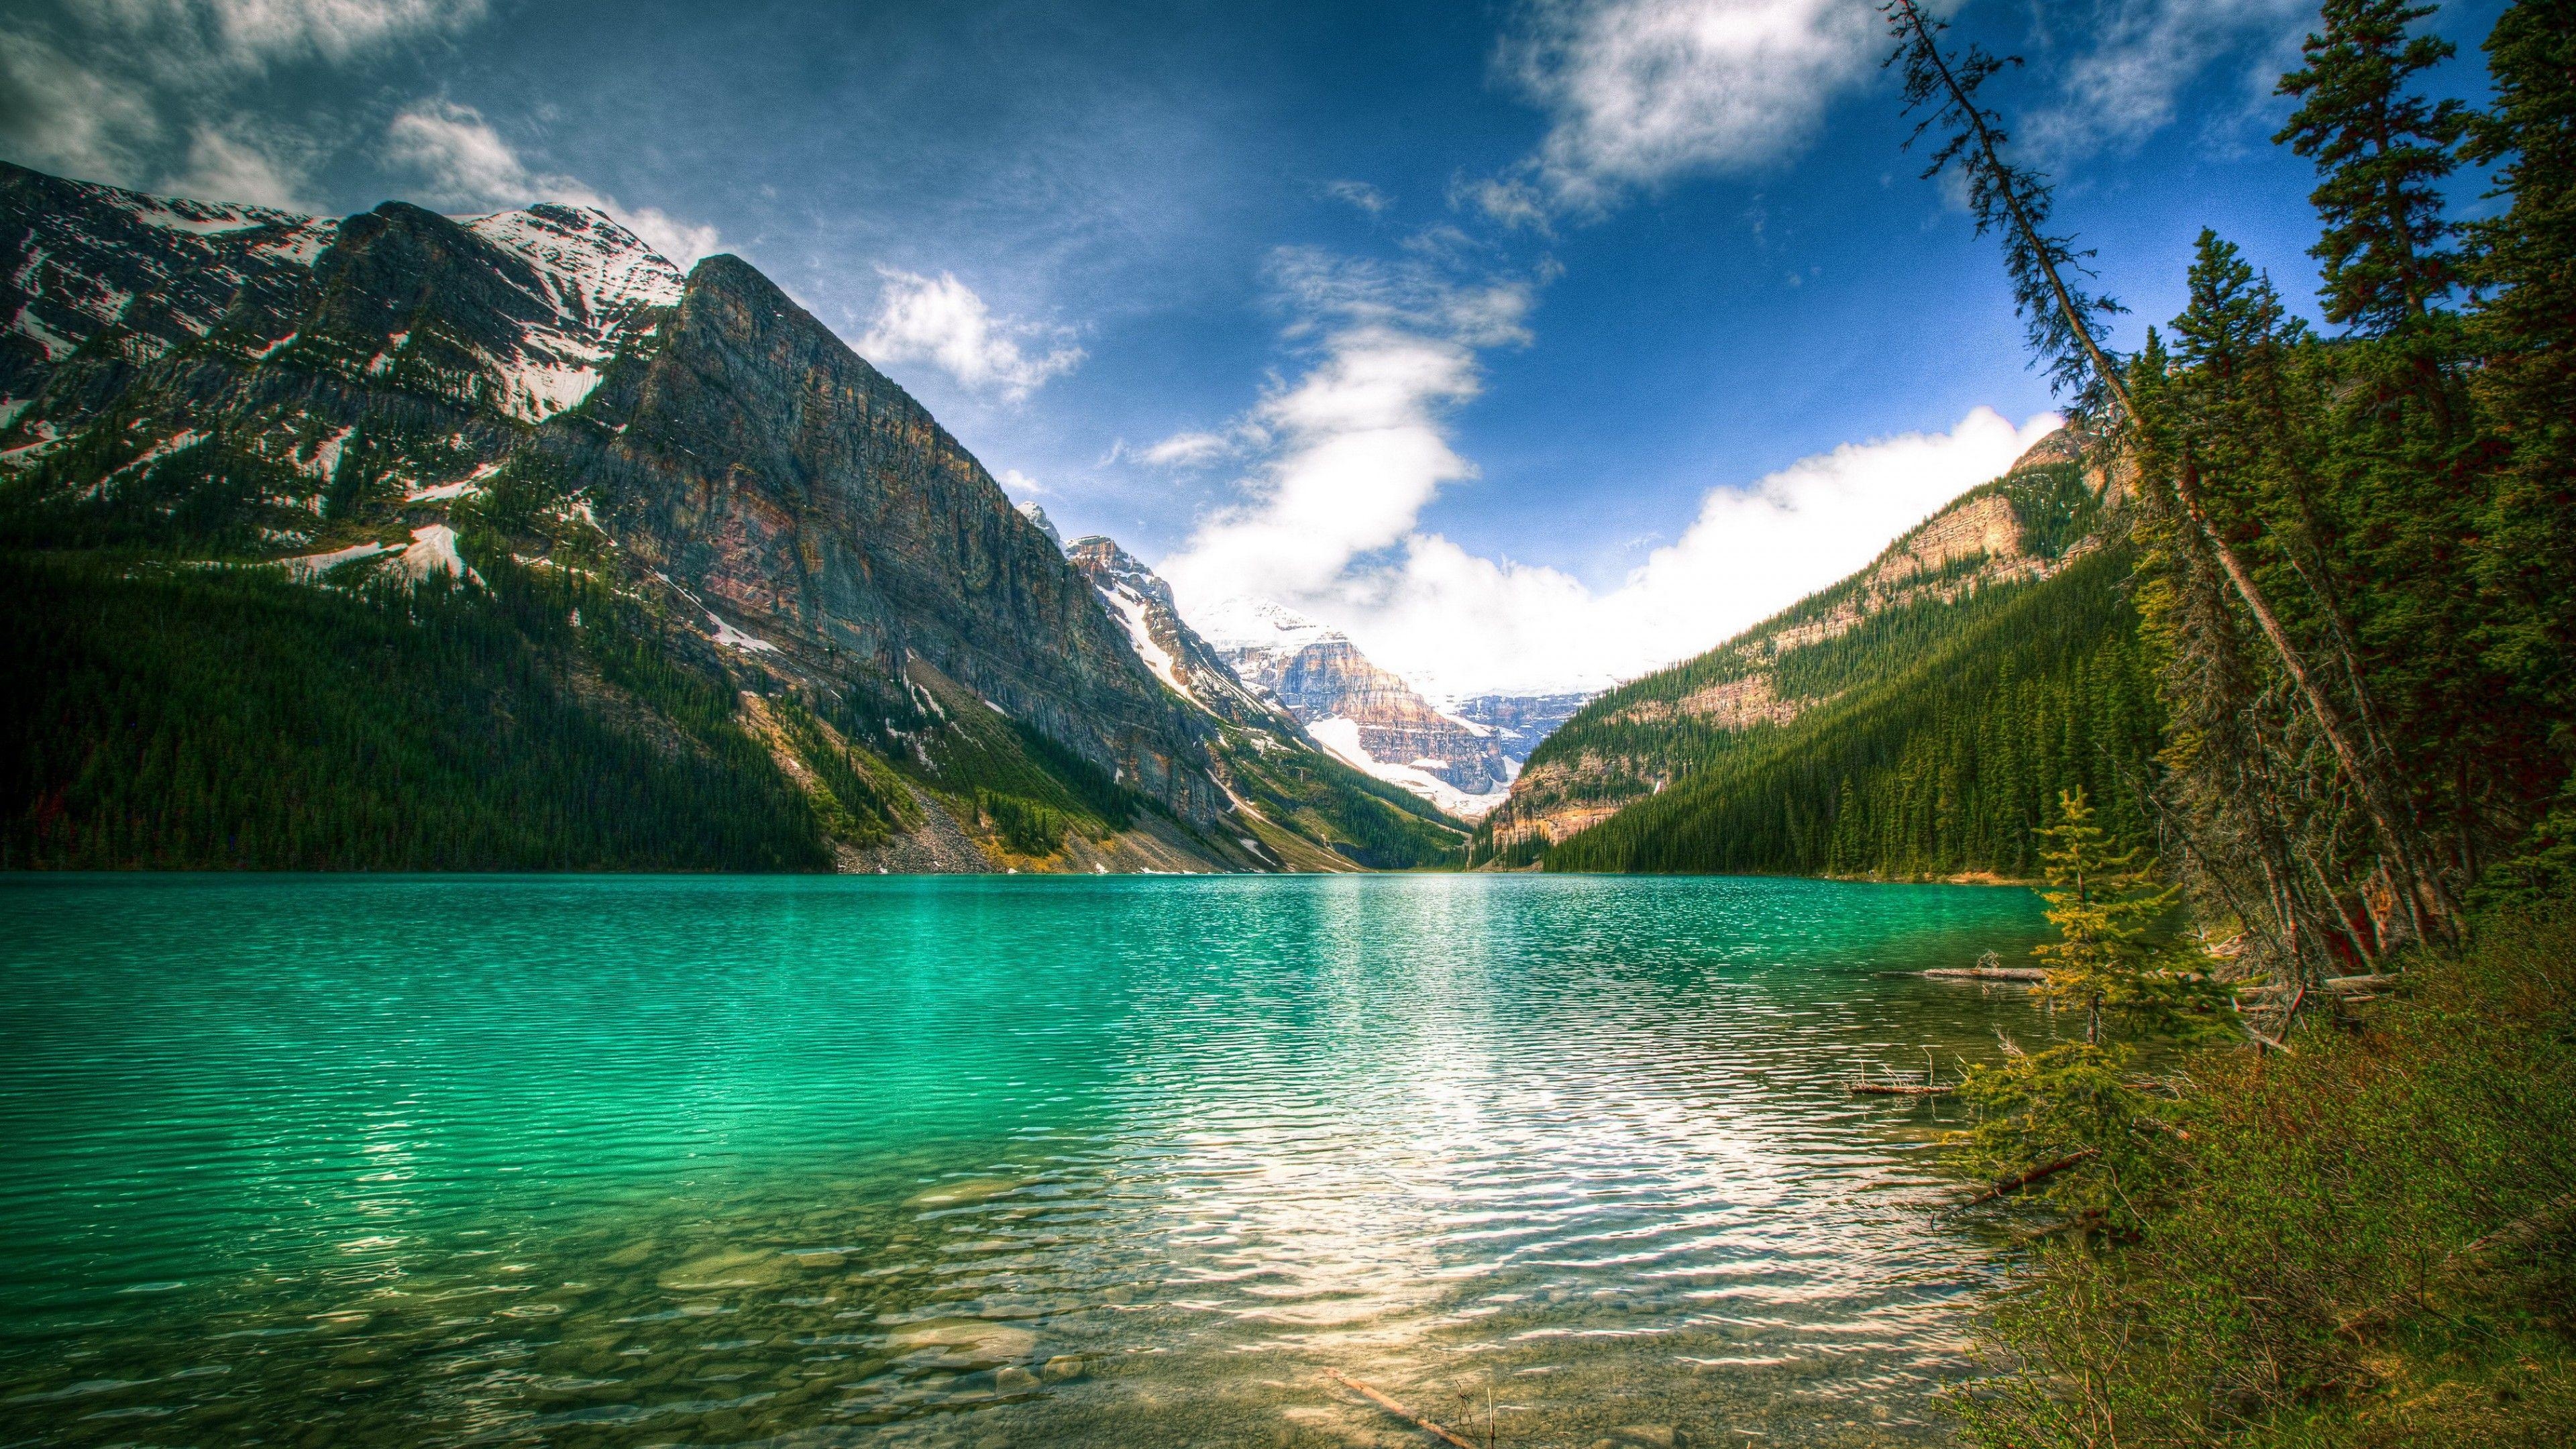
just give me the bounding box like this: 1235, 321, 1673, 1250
2029, 790, 2215, 1040
1884, 0, 2459, 940
2275, 0, 2467, 334
2465, 0, 2576, 739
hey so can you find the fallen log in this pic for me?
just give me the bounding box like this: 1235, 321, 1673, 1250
1925, 967, 2050, 983
2339, 1189, 2576, 1339
1849, 1081, 1956, 1097
1324, 1369, 1479, 1449
1958, 1148, 2101, 1210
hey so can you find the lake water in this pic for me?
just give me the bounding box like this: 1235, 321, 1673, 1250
0, 873, 2061, 1449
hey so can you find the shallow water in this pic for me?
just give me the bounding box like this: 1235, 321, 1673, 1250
0, 873, 2061, 1448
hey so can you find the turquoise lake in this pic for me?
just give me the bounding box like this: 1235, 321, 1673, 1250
0, 873, 2062, 1448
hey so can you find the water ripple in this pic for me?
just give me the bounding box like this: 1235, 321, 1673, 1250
0, 873, 2060, 1447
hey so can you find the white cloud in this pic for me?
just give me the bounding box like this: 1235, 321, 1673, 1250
1340, 407, 2062, 696
1157, 236, 2060, 694
1449, 173, 1554, 233
0, 30, 160, 182
171, 124, 315, 209
191, 0, 486, 66
2024, 0, 2312, 160
382, 101, 726, 264
1499, 0, 1882, 214
1320, 178, 1393, 214
1140, 431, 1235, 468
998, 468, 1046, 497
858, 266, 1084, 401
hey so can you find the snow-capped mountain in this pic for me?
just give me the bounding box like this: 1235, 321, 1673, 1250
1066, 537, 1288, 729
1189, 596, 1518, 818
3, 174, 685, 435
1061, 535, 1474, 859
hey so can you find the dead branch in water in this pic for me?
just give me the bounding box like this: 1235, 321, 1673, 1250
1958, 1148, 2102, 1210
1850, 1081, 1957, 1097
1324, 1369, 1480, 1449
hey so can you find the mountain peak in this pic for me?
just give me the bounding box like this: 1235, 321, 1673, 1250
466, 204, 686, 317
1187, 596, 1338, 653
1016, 502, 1064, 548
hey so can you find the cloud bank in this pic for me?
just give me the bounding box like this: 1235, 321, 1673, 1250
2024, 0, 2314, 161
1156, 230, 2058, 696
0, 0, 490, 209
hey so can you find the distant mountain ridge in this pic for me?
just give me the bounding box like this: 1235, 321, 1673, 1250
1189, 596, 1532, 817
1477, 430, 2163, 877
0, 162, 1460, 872
1060, 536, 1471, 867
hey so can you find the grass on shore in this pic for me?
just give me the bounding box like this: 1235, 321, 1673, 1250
1951, 902, 2576, 1447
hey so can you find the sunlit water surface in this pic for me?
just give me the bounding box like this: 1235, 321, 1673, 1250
0, 873, 2062, 1448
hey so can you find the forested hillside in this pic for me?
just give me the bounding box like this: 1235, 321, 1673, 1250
1544, 544, 2158, 877
1474, 443, 2143, 877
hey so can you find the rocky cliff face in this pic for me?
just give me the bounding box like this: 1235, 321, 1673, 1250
1478, 431, 2103, 860
1191, 597, 1517, 816
2, 162, 1255, 869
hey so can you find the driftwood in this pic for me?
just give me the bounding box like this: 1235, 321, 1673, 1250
1925, 966, 2051, 983
1850, 1081, 1956, 1097
1960, 1148, 2102, 1210
1324, 1369, 1479, 1449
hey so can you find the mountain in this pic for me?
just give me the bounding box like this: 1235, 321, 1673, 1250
1474, 431, 2164, 878
1062, 536, 1470, 867
1190, 597, 1522, 817
0, 162, 1444, 873
1452, 691, 1594, 770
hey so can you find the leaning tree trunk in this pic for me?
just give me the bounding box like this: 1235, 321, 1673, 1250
1887, 0, 2459, 942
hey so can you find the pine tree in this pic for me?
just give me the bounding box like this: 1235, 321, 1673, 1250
2275, 0, 2467, 335
2465, 0, 2576, 739
2031, 789, 2217, 1041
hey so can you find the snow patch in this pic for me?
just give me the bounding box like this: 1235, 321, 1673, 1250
1307, 716, 1507, 820
117, 195, 300, 237
495, 355, 602, 418
366, 331, 409, 376
11, 306, 78, 361
710, 613, 779, 653
299, 426, 354, 480
406, 462, 500, 503
1101, 584, 1189, 700
1189, 595, 1336, 653
94, 430, 208, 494
282, 541, 389, 580
398, 525, 481, 584
396, 524, 479, 584
246, 219, 341, 268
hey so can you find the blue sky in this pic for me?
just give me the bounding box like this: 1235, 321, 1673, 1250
0, 0, 2513, 693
